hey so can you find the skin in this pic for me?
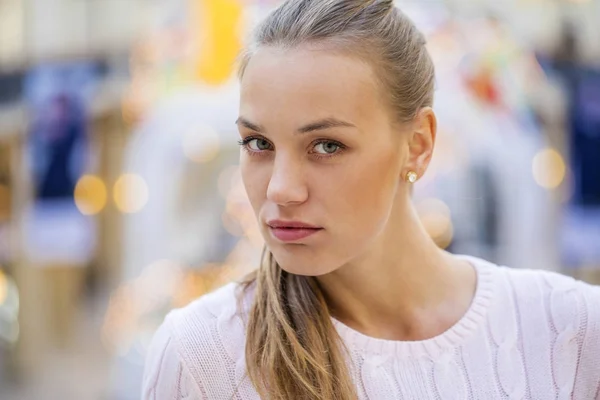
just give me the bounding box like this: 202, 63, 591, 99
238, 45, 477, 342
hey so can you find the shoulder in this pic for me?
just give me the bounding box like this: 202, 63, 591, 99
167, 282, 252, 362
142, 282, 256, 399
468, 255, 600, 341
168, 281, 249, 328
487, 261, 600, 324
498, 264, 600, 311
470, 258, 600, 395
498, 266, 600, 395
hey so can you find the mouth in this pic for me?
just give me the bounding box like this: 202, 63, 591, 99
266, 220, 323, 242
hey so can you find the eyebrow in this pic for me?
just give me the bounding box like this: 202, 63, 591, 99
235, 117, 357, 134
235, 117, 264, 133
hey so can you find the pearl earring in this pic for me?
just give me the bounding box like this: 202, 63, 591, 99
406, 171, 418, 183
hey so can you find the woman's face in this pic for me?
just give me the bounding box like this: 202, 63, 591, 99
238, 47, 410, 276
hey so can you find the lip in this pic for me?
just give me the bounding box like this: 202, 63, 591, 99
267, 220, 323, 242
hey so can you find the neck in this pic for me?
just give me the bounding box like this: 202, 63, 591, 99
316, 198, 476, 341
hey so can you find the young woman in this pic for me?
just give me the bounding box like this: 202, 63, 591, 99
142, 1, 600, 399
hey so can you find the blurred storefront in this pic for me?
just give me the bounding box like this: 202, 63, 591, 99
0, 0, 599, 399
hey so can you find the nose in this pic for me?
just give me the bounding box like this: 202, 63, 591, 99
266, 155, 308, 206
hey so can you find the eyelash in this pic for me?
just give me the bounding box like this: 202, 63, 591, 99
237, 136, 347, 159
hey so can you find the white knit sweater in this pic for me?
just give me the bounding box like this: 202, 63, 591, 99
142, 256, 600, 399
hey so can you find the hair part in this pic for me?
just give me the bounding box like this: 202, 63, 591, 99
239, 1, 435, 399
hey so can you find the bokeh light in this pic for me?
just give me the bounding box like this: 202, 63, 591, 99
182, 124, 221, 164
134, 259, 185, 314
192, 0, 244, 85
222, 212, 244, 237
416, 198, 454, 249
74, 175, 108, 215
532, 148, 566, 189
246, 225, 265, 249
172, 264, 230, 308
113, 174, 149, 213
101, 259, 185, 355
218, 165, 240, 198
0, 268, 7, 305
101, 283, 136, 357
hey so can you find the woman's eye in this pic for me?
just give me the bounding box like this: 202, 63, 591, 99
314, 141, 341, 155
248, 138, 272, 151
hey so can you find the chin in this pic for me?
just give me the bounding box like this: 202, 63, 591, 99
279, 264, 332, 277
269, 246, 340, 277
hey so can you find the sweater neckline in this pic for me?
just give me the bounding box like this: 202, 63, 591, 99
331, 255, 495, 360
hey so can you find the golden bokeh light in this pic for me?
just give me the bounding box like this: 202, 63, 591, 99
438, 227, 454, 249
134, 259, 185, 314
101, 283, 136, 356
101, 259, 184, 355
532, 148, 566, 189
421, 213, 451, 240
416, 198, 454, 249
113, 174, 149, 213
0, 269, 7, 305
172, 265, 228, 308
247, 226, 265, 249
74, 175, 108, 215
182, 124, 221, 164
192, 0, 244, 85
222, 212, 244, 237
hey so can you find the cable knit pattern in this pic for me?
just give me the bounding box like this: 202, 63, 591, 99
142, 256, 600, 399
432, 351, 468, 400
547, 273, 583, 399
487, 272, 526, 399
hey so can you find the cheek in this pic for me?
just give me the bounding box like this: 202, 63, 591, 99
325, 150, 400, 231
240, 158, 268, 214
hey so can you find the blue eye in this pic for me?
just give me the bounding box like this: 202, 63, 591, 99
239, 137, 273, 152
248, 138, 272, 151
314, 141, 341, 155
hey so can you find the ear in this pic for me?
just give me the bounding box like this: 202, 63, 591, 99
405, 107, 437, 180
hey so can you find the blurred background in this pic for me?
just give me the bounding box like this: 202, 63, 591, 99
0, 0, 599, 398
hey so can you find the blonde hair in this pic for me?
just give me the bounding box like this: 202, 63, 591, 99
238, 1, 435, 399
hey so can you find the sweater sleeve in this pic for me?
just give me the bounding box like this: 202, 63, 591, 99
142, 313, 207, 400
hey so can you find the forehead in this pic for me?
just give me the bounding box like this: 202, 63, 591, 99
239, 46, 387, 126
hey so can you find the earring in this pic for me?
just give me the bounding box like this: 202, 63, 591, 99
406, 171, 418, 183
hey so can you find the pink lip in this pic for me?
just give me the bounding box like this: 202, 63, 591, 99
267, 220, 323, 242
